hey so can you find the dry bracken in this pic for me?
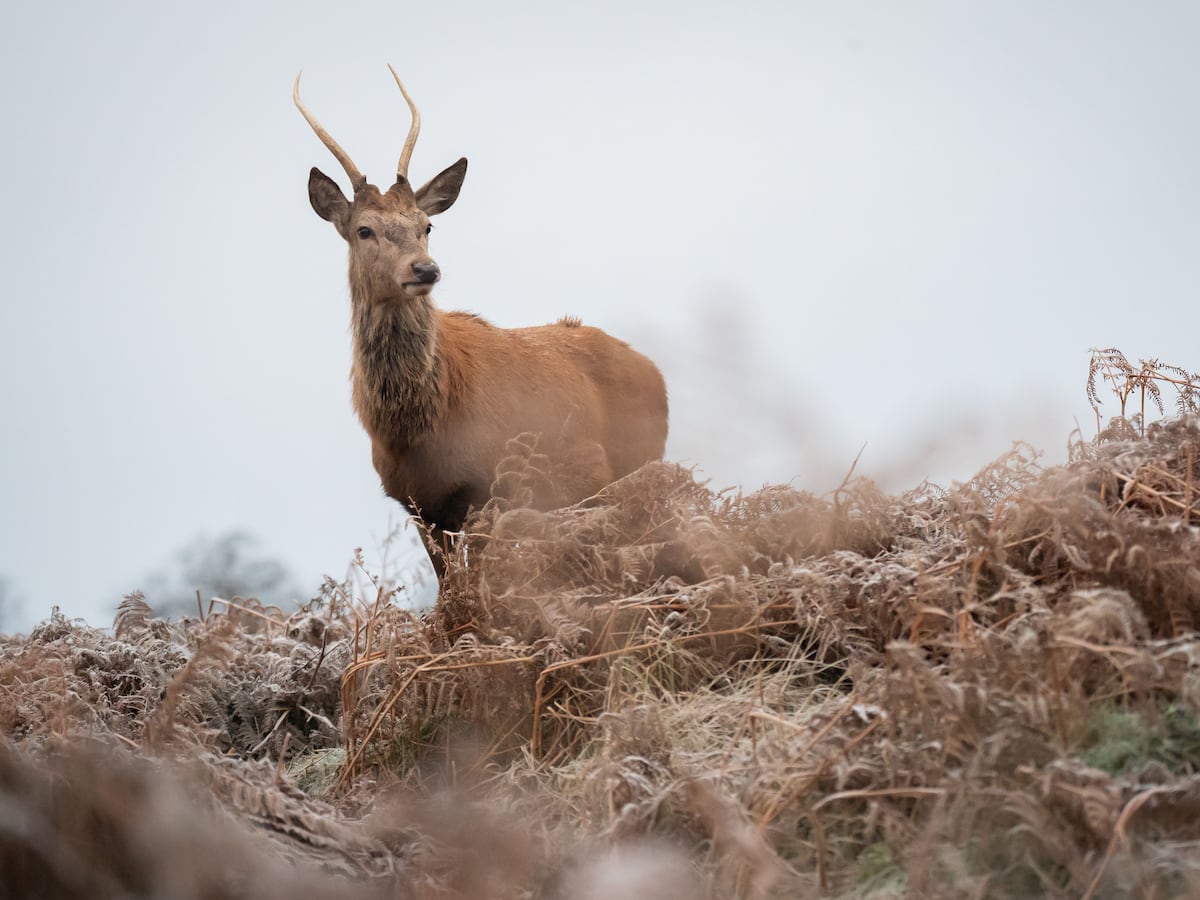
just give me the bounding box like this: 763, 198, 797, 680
3, 407, 1200, 898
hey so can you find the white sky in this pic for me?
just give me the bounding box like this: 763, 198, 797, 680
1, 1, 1197, 631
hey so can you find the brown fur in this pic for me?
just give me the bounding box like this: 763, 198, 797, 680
303, 100, 668, 537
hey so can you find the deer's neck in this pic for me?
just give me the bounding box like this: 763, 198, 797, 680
350, 296, 445, 446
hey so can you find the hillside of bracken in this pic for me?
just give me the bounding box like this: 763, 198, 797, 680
2, 348, 1199, 898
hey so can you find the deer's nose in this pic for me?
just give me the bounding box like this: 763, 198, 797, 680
411, 262, 440, 284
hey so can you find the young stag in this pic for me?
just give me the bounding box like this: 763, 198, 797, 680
294, 67, 669, 540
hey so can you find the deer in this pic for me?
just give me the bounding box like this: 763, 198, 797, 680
293, 67, 669, 556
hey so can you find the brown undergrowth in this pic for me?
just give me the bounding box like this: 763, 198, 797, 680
3, 410, 1200, 898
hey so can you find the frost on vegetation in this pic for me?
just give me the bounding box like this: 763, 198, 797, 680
2, 414, 1200, 898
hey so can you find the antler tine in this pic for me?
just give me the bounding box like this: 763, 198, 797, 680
388, 65, 421, 183
293, 71, 367, 192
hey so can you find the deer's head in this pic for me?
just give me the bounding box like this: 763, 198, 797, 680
295, 67, 467, 301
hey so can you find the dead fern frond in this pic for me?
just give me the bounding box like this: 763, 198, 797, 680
1090, 347, 1200, 438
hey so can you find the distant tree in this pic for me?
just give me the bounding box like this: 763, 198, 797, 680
143, 531, 297, 618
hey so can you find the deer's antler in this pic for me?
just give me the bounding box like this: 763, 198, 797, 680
389, 65, 421, 184
293, 71, 367, 192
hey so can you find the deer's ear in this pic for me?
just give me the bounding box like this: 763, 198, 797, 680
308, 167, 351, 238
415, 158, 467, 216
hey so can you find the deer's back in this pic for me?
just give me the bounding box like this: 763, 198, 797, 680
443, 312, 667, 469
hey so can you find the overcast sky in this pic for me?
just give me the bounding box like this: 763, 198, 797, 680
1, 2, 1197, 632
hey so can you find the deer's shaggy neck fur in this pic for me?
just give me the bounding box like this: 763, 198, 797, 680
349, 291, 445, 450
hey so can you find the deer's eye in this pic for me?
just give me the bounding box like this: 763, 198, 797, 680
356, 226, 374, 240
425, 224, 433, 235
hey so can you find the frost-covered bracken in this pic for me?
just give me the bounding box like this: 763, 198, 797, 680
3, 412, 1200, 897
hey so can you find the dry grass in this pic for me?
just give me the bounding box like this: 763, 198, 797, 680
3, 357, 1200, 898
